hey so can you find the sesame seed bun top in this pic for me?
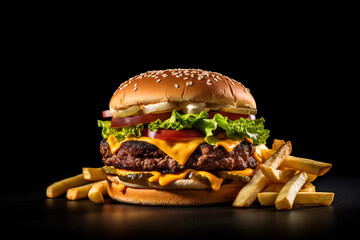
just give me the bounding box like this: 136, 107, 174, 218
109, 69, 256, 111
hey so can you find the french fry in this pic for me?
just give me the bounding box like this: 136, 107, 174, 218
83, 167, 106, 181
306, 174, 317, 182
262, 141, 292, 168
66, 182, 96, 200
233, 142, 292, 207
272, 139, 285, 150
255, 144, 268, 159
46, 174, 90, 198
258, 192, 334, 207
275, 172, 308, 210
262, 183, 284, 192
292, 192, 334, 205
260, 165, 295, 183
88, 180, 108, 204
300, 182, 316, 192
232, 169, 269, 207
261, 148, 332, 176
282, 156, 332, 176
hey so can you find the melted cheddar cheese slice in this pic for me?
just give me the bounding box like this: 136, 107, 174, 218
115, 168, 254, 191
116, 168, 224, 191
107, 135, 243, 166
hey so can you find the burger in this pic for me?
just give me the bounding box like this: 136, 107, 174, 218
98, 69, 270, 206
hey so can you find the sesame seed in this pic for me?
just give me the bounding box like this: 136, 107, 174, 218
186, 81, 193, 86
175, 84, 179, 88
183, 77, 189, 80
134, 83, 138, 87
206, 82, 212, 85
133, 87, 138, 91
156, 79, 161, 83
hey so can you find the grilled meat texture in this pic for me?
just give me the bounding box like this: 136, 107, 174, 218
100, 139, 257, 173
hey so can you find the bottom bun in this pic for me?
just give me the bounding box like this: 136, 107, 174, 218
107, 181, 243, 206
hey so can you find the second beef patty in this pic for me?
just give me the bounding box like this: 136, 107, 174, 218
100, 139, 257, 174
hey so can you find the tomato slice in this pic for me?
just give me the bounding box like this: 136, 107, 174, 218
142, 128, 205, 140
208, 111, 256, 120
102, 110, 112, 118
111, 112, 172, 128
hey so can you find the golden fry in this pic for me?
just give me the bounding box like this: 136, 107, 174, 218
66, 182, 96, 200
260, 165, 295, 183
261, 149, 332, 176
88, 180, 108, 204
272, 139, 285, 151
82, 167, 106, 181
46, 174, 90, 198
282, 156, 332, 176
233, 142, 292, 207
275, 172, 308, 210
258, 192, 334, 207
262, 183, 284, 192
300, 182, 316, 192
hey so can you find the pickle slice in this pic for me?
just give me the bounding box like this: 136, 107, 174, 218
216, 171, 251, 182
187, 171, 211, 185
119, 172, 154, 181
102, 166, 117, 175
102, 166, 153, 182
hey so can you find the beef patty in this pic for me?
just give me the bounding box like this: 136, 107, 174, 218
100, 139, 257, 173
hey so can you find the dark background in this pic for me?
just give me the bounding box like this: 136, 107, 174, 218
1, 6, 358, 240
3, 21, 356, 201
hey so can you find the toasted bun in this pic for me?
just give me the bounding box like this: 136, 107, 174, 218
110, 69, 256, 110
107, 180, 243, 206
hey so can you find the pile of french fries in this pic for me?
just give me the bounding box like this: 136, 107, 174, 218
47, 139, 334, 209
46, 168, 108, 204
233, 139, 334, 210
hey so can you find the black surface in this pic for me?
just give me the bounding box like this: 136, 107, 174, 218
1, 176, 359, 239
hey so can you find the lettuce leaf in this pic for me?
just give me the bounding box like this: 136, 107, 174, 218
148, 110, 270, 145
148, 110, 209, 131
97, 120, 143, 141
207, 114, 270, 145
98, 110, 270, 146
